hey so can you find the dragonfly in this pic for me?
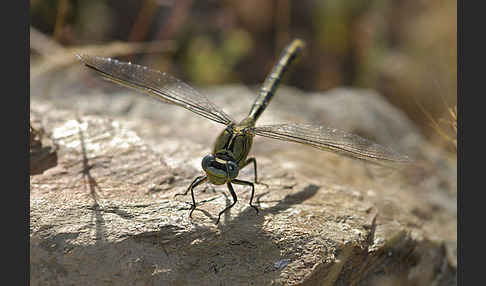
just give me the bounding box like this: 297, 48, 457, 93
77, 38, 410, 224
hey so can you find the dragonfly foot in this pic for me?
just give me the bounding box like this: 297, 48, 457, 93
216, 211, 225, 225
188, 204, 196, 218
174, 191, 188, 198
256, 181, 269, 188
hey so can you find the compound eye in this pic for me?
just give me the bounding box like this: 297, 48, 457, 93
226, 161, 239, 179
201, 154, 215, 171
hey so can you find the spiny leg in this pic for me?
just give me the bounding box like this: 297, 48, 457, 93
232, 179, 259, 215
175, 175, 207, 218
216, 182, 238, 224
175, 175, 206, 197
241, 157, 268, 187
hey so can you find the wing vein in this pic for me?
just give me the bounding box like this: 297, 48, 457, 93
249, 123, 410, 166
77, 54, 234, 125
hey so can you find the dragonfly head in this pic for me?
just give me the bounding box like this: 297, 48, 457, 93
202, 152, 239, 185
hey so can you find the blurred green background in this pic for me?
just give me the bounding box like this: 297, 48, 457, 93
30, 0, 457, 153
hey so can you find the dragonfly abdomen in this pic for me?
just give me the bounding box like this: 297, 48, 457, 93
247, 39, 305, 122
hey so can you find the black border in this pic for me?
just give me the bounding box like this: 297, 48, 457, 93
26, 1, 31, 285
11, 0, 30, 285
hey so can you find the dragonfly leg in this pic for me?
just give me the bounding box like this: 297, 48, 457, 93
175, 175, 206, 197
175, 175, 207, 218
241, 157, 268, 187
232, 179, 259, 215
216, 182, 238, 224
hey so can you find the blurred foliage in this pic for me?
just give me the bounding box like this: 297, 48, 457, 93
30, 0, 457, 151
183, 30, 253, 84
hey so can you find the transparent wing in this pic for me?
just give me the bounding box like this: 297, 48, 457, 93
248, 123, 411, 167
77, 54, 234, 126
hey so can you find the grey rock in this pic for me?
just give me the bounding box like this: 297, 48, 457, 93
30, 84, 456, 285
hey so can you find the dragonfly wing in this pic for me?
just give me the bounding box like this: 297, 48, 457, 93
248, 123, 411, 166
77, 54, 234, 125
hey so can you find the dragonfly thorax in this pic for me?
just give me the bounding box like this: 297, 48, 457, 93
213, 124, 254, 168
201, 153, 239, 185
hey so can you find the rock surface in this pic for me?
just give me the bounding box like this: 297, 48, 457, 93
30, 123, 58, 175
30, 81, 456, 285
